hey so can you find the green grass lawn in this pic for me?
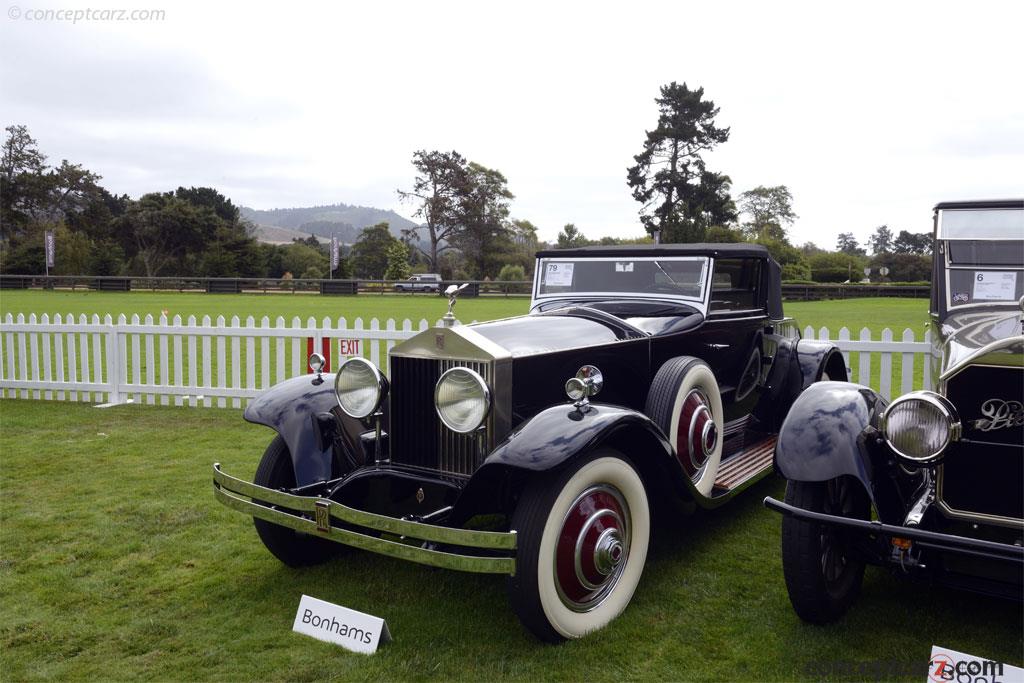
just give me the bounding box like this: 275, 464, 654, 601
1, 400, 1019, 681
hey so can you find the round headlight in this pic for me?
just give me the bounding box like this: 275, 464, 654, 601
334, 357, 387, 419
882, 391, 961, 462
435, 367, 491, 434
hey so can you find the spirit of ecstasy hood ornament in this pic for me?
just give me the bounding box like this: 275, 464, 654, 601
441, 283, 469, 327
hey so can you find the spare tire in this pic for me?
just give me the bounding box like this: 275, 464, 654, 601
644, 357, 723, 496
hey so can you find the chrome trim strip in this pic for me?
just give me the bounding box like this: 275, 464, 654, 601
213, 463, 517, 553
939, 338, 1024, 383
935, 491, 1024, 530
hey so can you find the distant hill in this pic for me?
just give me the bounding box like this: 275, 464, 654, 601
241, 203, 418, 244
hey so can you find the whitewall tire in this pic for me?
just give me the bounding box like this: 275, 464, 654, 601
645, 357, 724, 496
508, 449, 651, 642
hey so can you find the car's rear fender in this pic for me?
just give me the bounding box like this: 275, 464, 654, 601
773, 381, 905, 521
449, 403, 696, 525
243, 373, 367, 487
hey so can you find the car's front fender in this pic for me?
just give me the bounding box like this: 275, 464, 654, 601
774, 381, 890, 506
450, 403, 695, 524
243, 373, 366, 487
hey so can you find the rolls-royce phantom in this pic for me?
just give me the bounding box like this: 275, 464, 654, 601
213, 243, 846, 641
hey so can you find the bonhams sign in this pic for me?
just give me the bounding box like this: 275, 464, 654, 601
292, 594, 391, 654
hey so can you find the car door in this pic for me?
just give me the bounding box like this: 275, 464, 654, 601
694, 258, 770, 422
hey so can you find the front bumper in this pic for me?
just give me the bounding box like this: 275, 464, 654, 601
764, 496, 1024, 564
213, 464, 517, 574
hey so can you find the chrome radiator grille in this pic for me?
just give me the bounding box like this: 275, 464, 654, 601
939, 365, 1023, 524
389, 356, 495, 477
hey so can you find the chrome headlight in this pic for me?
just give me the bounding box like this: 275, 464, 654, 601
881, 391, 961, 463
334, 357, 387, 419
435, 367, 491, 433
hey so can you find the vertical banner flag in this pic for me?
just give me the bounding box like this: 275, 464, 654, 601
44, 230, 55, 269
330, 235, 340, 271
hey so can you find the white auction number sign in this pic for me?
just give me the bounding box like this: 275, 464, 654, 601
928, 645, 1023, 683
292, 594, 391, 654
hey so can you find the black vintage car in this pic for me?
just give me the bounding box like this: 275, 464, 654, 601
766, 199, 1024, 623
213, 243, 846, 641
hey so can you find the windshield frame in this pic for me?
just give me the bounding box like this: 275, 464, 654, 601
531, 255, 711, 310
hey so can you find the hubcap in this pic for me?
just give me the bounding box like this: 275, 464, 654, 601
555, 485, 631, 612
677, 389, 715, 475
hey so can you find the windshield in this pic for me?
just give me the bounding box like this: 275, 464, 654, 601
535, 256, 708, 301
938, 208, 1024, 240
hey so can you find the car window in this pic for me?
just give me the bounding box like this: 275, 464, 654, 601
709, 259, 763, 313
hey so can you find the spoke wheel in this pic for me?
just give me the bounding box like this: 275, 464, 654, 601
508, 449, 650, 642
780, 476, 870, 623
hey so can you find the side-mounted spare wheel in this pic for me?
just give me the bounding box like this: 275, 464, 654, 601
252, 435, 343, 567
645, 356, 724, 496
508, 448, 651, 642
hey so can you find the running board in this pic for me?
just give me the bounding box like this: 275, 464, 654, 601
713, 435, 777, 492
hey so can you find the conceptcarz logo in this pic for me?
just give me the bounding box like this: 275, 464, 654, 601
930, 652, 1006, 682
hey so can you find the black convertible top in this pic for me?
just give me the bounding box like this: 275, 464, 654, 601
933, 199, 1024, 211
535, 242, 771, 259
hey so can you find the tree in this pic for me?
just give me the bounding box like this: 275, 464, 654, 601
112, 193, 214, 276
453, 163, 514, 278
808, 251, 868, 283
1, 125, 50, 238
868, 225, 893, 254
738, 185, 797, 241
384, 240, 412, 280
705, 225, 744, 242
351, 222, 397, 279
869, 252, 931, 282
836, 232, 866, 256
397, 150, 470, 272
626, 82, 736, 242
557, 223, 588, 248
893, 230, 932, 255
280, 242, 328, 279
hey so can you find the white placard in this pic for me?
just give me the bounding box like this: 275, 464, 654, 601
544, 262, 574, 287
972, 271, 1017, 301
929, 645, 1023, 683
615, 261, 634, 272
293, 594, 391, 654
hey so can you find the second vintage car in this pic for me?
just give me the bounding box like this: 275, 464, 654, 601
213, 243, 847, 641
766, 199, 1024, 623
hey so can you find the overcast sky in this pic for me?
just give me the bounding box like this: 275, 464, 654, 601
2, 0, 1021, 246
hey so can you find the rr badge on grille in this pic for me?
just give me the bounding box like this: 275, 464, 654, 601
315, 500, 331, 532
435, 334, 445, 350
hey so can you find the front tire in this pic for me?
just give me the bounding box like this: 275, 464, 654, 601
780, 477, 870, 623
252, 436, 340, 567
508, 449, 650, 642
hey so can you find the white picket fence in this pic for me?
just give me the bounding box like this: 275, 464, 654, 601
801, 325, 933, 398
0, 314, 933, 407
0, 313, 431, 407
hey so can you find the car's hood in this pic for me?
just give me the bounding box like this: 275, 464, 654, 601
939, 308, 1024, 374
469, 313, 631, 357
